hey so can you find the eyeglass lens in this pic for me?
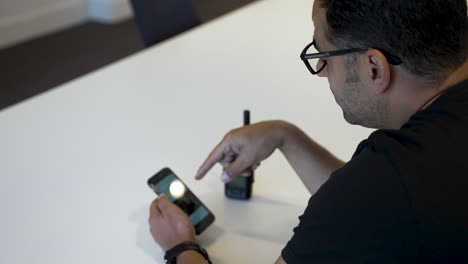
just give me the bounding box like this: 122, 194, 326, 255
305, 44, 326, 73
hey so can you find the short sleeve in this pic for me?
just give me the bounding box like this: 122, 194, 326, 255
281, 146, 420, 264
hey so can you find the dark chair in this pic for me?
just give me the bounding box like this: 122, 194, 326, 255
129, 0, 201, 47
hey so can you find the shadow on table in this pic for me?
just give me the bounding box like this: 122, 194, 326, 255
204, 193, 305, 245
129, 204, 163, 261
129, 200, 225, 262
129, 192, 304, 262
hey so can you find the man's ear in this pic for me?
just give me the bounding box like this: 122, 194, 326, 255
363, 49, 391, 94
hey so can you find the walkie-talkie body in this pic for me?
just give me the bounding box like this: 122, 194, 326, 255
225, 110, 254, 200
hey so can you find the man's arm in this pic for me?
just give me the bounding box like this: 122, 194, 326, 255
176, 250, 284, 264
195, 120, 342, 193
279, 122, 344, 193
275, 255, 287, 264
177, 251, 209, 263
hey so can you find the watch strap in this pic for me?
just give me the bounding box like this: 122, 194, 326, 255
164, 242, 212, 264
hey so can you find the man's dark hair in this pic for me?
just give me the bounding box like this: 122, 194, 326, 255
319, 0, 468, 81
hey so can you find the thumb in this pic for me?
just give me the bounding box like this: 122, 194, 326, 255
156, 194, 172, 212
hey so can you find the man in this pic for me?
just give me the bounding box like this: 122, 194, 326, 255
149, 0, 468, 263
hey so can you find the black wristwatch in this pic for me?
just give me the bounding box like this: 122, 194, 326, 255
164, 241, 212, 264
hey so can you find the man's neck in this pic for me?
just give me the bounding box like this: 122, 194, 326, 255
439, 60, 468, 93
388, 60, 468, 130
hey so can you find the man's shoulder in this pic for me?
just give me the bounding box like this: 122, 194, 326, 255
348, 91, 468, 255
361, 79, 468, 158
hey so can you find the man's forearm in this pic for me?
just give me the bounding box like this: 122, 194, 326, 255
278, 121, 344, 193
176, 250, 209, 264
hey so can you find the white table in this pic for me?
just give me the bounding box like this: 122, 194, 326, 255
0, 0, 371, 263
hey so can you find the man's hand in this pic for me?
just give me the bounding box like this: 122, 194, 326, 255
195, 120, 290, 182
149, 195, 196, 251
196, 120, 343, 193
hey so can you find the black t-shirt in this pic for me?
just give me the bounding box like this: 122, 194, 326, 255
282, 80, 468, 264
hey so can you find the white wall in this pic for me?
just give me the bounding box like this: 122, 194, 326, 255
0, 0, 132, 50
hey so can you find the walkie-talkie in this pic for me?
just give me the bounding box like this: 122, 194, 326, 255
225, 110, 254, 200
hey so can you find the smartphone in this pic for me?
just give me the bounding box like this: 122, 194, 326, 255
147, 167, 215, 235
225, 110, 254, 200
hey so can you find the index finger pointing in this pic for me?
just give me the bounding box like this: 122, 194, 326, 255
195, 141, 227, 180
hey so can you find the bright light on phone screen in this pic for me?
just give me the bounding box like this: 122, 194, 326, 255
153, 173, 209, 225
169, 180, 186, 199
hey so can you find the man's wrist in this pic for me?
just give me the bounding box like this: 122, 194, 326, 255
165, 241, 211, 264
177, 250, 208, 263
274, 120, 297, 150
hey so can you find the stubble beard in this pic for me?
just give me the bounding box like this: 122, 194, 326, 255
339, 61, 387, 129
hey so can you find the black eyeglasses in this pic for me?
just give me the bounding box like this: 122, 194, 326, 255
300, 41, 403, 75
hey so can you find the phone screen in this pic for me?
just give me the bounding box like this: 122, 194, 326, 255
152, 172, 209, 225
148, 168, 215, 234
